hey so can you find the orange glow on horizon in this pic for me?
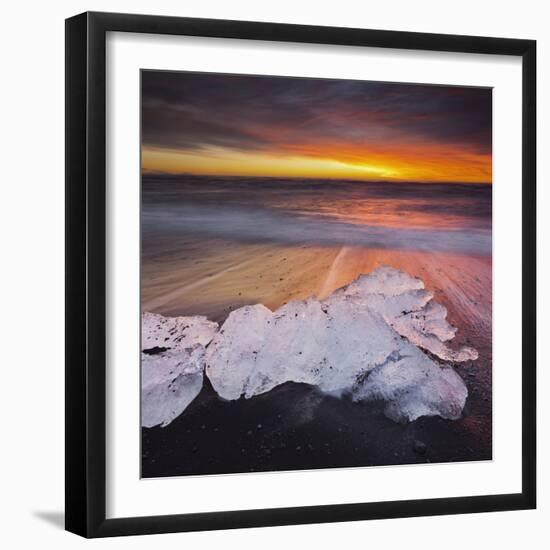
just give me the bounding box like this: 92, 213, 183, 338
142, 143, 492, 184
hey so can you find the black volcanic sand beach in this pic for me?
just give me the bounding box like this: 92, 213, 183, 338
142, 176, 492, 477
142, 364, 491, 477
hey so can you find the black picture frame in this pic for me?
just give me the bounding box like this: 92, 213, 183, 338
65, 11, 536, 538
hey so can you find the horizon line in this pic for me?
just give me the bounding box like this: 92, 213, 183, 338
141, 170, 492, 186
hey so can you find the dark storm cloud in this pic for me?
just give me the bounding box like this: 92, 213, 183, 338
141, 71, 492, 155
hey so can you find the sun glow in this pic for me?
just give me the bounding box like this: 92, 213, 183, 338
142, 144, 491, 183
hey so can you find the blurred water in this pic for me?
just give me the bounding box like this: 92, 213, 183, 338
142, 175, 492, 256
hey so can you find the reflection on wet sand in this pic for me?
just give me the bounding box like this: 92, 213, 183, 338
142, 240, 491, 335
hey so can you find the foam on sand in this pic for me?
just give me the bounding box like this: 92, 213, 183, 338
142, 266, 474, 427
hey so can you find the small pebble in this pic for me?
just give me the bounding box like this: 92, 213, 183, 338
413, 440, 427, 455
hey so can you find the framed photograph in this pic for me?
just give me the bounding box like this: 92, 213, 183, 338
65, 11, 536, 537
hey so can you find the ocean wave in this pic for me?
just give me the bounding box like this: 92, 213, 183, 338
143, 202, 491, 255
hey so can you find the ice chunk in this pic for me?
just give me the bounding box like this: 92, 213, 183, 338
351, 347, 468, 422
204, 304, 273, 400
205, 265, 472, 422
141, 345, 205, 428
142, 311, 218, 353
205, 297, 402, 400
141, 313, 219, 427
337, 264, 425, 297
334, 266, 478, 361
390, 301, 478, 362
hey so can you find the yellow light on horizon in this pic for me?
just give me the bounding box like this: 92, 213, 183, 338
142, 144, 491, 184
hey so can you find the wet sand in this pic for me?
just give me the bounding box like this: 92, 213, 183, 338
142, 240, 491, 326
142, 242, 492, 477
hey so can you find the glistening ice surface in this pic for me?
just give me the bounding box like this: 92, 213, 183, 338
142, 267, 472, 428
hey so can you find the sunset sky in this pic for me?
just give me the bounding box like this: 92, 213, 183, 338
141, 71, 492, 183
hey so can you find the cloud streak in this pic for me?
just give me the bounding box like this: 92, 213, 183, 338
141, 71, 492, 183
